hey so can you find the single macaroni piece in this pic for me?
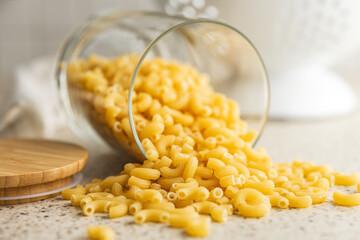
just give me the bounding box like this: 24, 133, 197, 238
267, 194, 289, 209
129, 201, 143, 215
134, 189, 163, 204
334, 173, 360, 186
128, 176, 152, 189
206, 158, 226, 170
156, 135, 176, 156
166, 192, 178, 201
109, 202, 128, 219
225, 186, 239, 199
169, 212, 199, 228
87, 225, 115, 240
134, 209, 170, 224
192, 201, 217, 214
83, 200, 112, 216
177, 187, 209, 201
186, 216, 211, 237
183, 156, 199, 180
154, 156, 172, 169
196, 166, 214, 179
194, 176, 219, 189
210, 205, 228, 222
130, 168, 161, 180
286, 193, 312, 208
234, 188, 271, 218
219, 175, 237, 187
209, 187, 223, 200
62, 185, 86, 200
100, 174, 130, 189
333, 191, 360, 206
358, 183, 360, 193
160, 163, 186, 178
71, 194, 89, 207
111, 182, 123, 196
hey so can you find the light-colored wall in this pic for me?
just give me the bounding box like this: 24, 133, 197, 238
0, 0, 161, 112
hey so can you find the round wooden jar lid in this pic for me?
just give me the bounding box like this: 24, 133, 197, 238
0, 139, 88, 205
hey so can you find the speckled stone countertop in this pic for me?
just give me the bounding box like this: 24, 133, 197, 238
1, 67, 360, 240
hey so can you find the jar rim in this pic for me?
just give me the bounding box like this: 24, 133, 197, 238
127, 17, 270, 157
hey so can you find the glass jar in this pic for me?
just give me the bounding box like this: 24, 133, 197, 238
55, 11, 269, 159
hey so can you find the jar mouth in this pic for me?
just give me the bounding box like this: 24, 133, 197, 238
127, 18, 270, 157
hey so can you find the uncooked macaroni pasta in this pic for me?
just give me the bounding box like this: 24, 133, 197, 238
62, 55, 360, 238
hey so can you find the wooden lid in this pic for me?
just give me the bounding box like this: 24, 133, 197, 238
0, 139, 88, 205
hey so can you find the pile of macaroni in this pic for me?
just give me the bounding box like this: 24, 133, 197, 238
63, 55, 360, 240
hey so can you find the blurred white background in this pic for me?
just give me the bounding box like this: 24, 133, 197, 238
0, 0, 160, 116
0, 0, 360, 139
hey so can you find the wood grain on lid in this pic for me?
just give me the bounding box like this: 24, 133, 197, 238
0, 139, 88, 188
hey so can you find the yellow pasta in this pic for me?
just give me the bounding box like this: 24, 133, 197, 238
234, 188, 271, 218
206, 158, 226, 170
211, 205, 228, 222
80, 196, 93, 208
169, 212, 199, 228
109, 202, 128, 219
334, 173, 360, 186
177, 187, 209, 201
215, 196, 230, 205
62, 185, 86, 200
192, 201, 217, 214
153, 156, 172, 169
333, 191, 360, 206
65, 54, 360, 239
142, 138, 159, 161
111, 182, 123, 196
157, 177, 185, 190
172, 178, 199, 191
225, 186, 239, 199
83, 200, 112, 216
134, 209, 170, 224
214, 166, 239, 179
183, 156, 198, 180
128, 176, 152, 189
286, 193, 312, 208
267, 193, 289, 209
130, 168, 161, 180
156, 135, 176, 156
194, 176, 219, 189
219, 175, 237, 188
186, 216, 211, 237
134, 189, 163, 204
87, 226, 115, 240
297, 187, 327, 204
313, 178, 330, 191
160, 162, 185, 178
243, 180, 274, 195
129, 201, 143, 215
71, 194, 89, 207
209, 187, 223, 200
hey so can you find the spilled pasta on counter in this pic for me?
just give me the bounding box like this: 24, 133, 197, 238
62, 55, 360, 239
